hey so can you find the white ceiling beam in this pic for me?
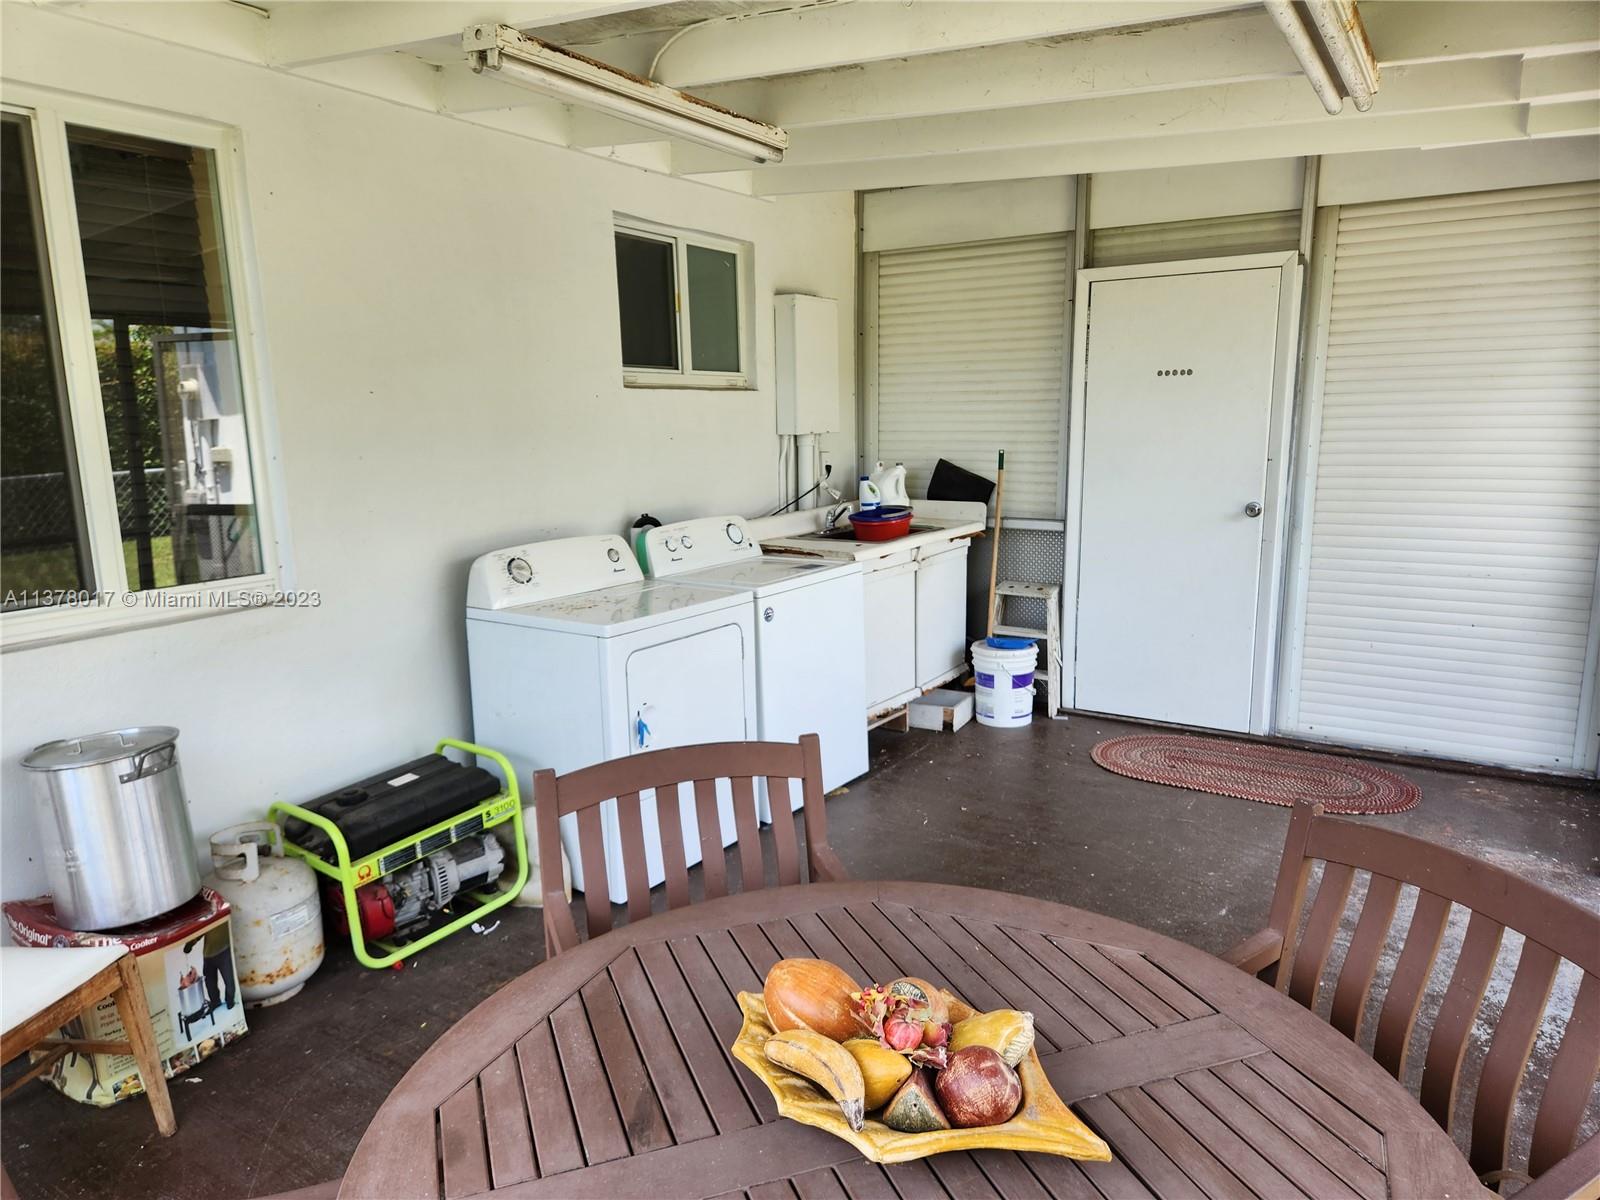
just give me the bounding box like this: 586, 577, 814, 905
1520, 51, 1600, 104
688, 10, 1303, 131
672, 57, 1523, 175
265, 1, 658, 69
34, 0, 266, 62
687, 1, 1596, 134
738, 103, 1589, 194
646, 0, 1253, 88
1525, 99, 1600, 138
1360, 1, 1600, 65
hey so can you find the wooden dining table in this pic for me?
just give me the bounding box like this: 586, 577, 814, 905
338, 881, 1485, 1200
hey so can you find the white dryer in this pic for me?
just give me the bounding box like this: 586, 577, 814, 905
644, 515, 868, 820
466, 534, 756, 904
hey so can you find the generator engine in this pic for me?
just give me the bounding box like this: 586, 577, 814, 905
327, 835, 505, 941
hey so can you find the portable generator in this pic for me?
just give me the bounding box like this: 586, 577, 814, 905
268, 739, 527, 969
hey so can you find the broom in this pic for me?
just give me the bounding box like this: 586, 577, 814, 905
984, 449, 1006, 640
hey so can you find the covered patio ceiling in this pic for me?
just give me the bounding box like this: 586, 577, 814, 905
39, 0, 1600, 193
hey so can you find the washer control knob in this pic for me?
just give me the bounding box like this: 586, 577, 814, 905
663, 535, 678, 552
726, 522, 744, 544
681, 534, 693, 549
507, 556, 533, 584
606, 546, 621, 562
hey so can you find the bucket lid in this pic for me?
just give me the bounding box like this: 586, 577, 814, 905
22, 726, 179, 771
984, 636, 1035, 651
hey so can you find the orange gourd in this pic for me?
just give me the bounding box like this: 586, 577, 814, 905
764, 958, 860, 1041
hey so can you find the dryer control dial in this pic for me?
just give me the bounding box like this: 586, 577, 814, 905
726, 522, 744, 545
506, 556, 533, 585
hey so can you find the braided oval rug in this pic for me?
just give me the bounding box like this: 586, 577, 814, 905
1091, 733, 1421, 815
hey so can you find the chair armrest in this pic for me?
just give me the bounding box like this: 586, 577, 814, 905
543, 894, 581, 956
808, 843, 850, 884
1513, 1136, 1599, 1200
1222, 928, 1285, 975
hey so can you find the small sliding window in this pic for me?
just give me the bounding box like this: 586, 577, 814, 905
614, 218, 750, 389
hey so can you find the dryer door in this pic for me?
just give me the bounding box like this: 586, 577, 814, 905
622, 622, 748, 891
626, 622, 749, 752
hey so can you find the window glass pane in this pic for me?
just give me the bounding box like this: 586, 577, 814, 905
68, 126, 261, 590
2, 115, 90, 608
687, 244, 740, 373
615, 232, 678, 370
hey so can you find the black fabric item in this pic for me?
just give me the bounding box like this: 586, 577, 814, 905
927, 458, 995, 504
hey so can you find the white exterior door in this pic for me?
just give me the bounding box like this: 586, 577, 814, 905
1073, 266, 1285, 731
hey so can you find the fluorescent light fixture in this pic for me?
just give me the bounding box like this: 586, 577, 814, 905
464, 24, 788, 163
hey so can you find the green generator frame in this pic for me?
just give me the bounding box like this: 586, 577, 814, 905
268, 738, 527, 969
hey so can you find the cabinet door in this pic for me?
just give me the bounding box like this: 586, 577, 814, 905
915, 545, 969, 688
863, 562, 917, 711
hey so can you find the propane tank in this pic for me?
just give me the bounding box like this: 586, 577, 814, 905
204, 822, 323, 1006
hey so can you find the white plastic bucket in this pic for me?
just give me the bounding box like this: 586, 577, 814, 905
971, 637, 1038, 728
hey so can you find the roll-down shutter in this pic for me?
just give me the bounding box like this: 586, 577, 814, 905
872, 234, 1069, 519
1291, 181, 1600, 771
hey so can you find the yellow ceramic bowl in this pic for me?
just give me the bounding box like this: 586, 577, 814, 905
731, 990, 1113, 1166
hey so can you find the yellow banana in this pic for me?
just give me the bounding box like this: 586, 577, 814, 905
764, 1028, 866, 1131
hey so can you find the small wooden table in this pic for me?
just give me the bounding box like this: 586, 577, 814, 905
339, 882, 1483, 1199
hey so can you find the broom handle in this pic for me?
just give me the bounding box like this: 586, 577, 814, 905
985, 449, 1006, 638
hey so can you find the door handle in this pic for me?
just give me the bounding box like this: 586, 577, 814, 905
1243, 501, 1263, 518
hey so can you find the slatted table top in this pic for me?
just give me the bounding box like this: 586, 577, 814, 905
339, 882, 1483, 1200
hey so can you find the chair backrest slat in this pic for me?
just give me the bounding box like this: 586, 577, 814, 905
613, 791, 651, 924
1470, 938, 1560, 1177
730, 776, 764, 892
1328, 872, 1402, 1040
536, 735, 839, 955
1419, 910, 1505, 1131
1288, 861, 1356, 1010
576, 804, 611, 939
693, 778, 726, 901
768, 777, 802, 885
1258, 801, 1600, 1190
1529, 970, 1600, 1178
1373, 888, 1452, 1079
653, 785, 691, 910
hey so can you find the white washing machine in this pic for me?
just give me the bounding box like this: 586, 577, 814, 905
466, 533, 756, 904
644, 515, 868, 821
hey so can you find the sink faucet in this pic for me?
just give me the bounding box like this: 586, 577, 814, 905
823, 502, 852, 533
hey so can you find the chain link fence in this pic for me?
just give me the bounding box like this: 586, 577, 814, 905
2, 467, 173, 548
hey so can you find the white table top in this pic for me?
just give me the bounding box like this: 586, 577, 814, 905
1, 944, 126, 1037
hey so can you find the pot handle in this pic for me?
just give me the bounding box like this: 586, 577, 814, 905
210, 821, 284, 882
118, 742, 176, 784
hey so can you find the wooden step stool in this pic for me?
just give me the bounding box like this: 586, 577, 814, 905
988, 580, 1064, 718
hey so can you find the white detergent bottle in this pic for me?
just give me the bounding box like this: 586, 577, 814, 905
871, 461, 909, 506
858, 475, 882, 511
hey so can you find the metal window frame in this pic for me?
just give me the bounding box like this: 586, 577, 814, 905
614, 216, 752, 390
1, 85, 286, 650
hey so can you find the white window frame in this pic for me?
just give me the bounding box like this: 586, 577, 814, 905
1, 85, 285, 650
614, 216, 752, 390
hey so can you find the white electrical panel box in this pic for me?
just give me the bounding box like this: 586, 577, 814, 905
775, 293, 839, 435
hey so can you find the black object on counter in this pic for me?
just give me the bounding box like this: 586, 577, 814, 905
928, 458, 996, 504
283, 755, 502, 861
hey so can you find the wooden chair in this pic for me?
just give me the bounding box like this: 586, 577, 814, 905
1226, 801, 1600, 1195
0, 945, 175, 1137
534, 734, 846, 955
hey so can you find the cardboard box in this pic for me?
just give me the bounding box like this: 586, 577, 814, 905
4, 888, 248, 1106
909, 688, 975, 732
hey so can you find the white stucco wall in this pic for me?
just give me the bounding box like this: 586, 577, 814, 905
0, 5, 857, 898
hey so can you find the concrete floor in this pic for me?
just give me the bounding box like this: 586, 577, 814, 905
3, 714, 1595, 1199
